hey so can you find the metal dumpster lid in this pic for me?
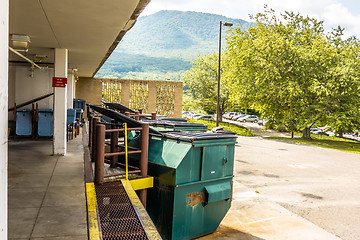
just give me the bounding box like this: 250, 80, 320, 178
102, 101, 136, 113
162, 131, 237, 141
89, 105, 162, 135
142, 120, 207, 128
156, 117, 188, 122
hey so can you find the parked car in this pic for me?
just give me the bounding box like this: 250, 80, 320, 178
230, 113, 242, 120
311, 130, 329, 136
224, 112, 237, 119
194, 114, 213, 120
233, 114, 246, 121
211, 126, 236, 135
258, 119, 270, 126
191, 114, 204, 119
238, 115, 259, 123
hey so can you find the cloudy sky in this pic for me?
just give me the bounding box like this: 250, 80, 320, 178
142, 0, 360, 38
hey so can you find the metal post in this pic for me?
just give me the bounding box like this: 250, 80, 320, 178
151, 112, 156, 120
217, 21, 222, 127
91, 118, 100, 162
125, 112, 130, 117
139, 123, 149, 207
88, 115, 93, 147
135, 111, 140, 121
217, 21, 233, 127
95, 124, 105, 184
110, 120, 118, 168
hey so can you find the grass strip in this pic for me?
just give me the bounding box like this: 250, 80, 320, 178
268, 134, 360, 154
188, 119, 254, 136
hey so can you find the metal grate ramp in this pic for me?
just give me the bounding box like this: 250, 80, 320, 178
95, 181, 148, 240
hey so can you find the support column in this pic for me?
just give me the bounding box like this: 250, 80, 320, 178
0, 0, 8, 238
120, 80, 130, 107
67, 73, 74, 109
53, 48, 68, 155
148, 82, 156, 114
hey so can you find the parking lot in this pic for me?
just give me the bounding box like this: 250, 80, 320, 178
232, 136, 360, 240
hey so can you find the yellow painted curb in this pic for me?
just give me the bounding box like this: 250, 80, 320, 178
86, 182, 102, 240
121, 179, 162, 240
129, 177, 154, 191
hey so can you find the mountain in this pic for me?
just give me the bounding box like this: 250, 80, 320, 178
96, 10, 252, 80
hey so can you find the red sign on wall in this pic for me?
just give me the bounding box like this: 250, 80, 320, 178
52, 77, 67, 87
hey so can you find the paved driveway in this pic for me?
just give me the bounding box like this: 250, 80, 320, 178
234, 136, 360, 240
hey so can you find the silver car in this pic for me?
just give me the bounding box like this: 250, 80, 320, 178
238, 115, 259, 123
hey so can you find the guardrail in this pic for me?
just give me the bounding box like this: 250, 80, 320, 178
88, 115, 149, 206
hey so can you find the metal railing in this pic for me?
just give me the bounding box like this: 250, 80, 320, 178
88, 115, 149, 206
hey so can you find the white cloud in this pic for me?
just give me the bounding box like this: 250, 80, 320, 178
142, 0, 360, 38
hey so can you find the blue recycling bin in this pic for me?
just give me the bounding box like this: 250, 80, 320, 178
16, 109, 33, 136
38, 109, 53, 137
73, 99, 86, 121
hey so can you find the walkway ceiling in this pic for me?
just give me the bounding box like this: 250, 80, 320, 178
9, 0, 150, 77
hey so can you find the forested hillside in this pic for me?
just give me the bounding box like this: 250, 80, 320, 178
96, 10, 251, 80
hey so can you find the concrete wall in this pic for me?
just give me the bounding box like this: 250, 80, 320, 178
0, 0, 8, 237
76, 78, 183, 117
8, 65, 54, 120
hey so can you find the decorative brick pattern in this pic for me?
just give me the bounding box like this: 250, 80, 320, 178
129, 81, 149, 113
156, 83, 175, 116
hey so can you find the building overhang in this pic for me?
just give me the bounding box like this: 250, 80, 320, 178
9, 0, 150, 77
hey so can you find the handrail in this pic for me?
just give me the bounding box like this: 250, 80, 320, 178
91, 116, 149, 206
124, 122, 129, 180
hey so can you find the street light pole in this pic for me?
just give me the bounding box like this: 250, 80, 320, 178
217, 21, 233, 127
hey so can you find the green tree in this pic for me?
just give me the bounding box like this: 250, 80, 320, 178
225, 8, 360, 138
182, 52, 232, 118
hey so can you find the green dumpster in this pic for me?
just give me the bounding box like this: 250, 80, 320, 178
144, 131, 237, 240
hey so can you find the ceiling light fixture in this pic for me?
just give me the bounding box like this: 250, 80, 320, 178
10, 34, 31, 52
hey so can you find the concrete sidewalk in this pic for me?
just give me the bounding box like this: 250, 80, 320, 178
8, 136, 87, 240
199, 181, 341, 240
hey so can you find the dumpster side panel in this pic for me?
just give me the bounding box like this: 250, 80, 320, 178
172, 179, 232, 240
201, 144, 234, 181
175, 147, 202, 185
147, 163, 176, 240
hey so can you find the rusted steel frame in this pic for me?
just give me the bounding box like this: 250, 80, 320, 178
151, 112, 156, 120
75, 119, 80, 136
104, 127, 142, 133
125, 111, 131, 117
95, 123, 105, 184
91, 118, 100, 162
115, 162, 140, 170
104, 159, 140, 170
104, 150, 141, 157
116, 145, 139, 150
135, 111, 140, 121
110, 120, 118, 168
139, 123, 149, 207
104, 170, 141, 178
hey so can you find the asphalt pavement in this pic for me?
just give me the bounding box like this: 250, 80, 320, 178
231, 135, 360, 240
